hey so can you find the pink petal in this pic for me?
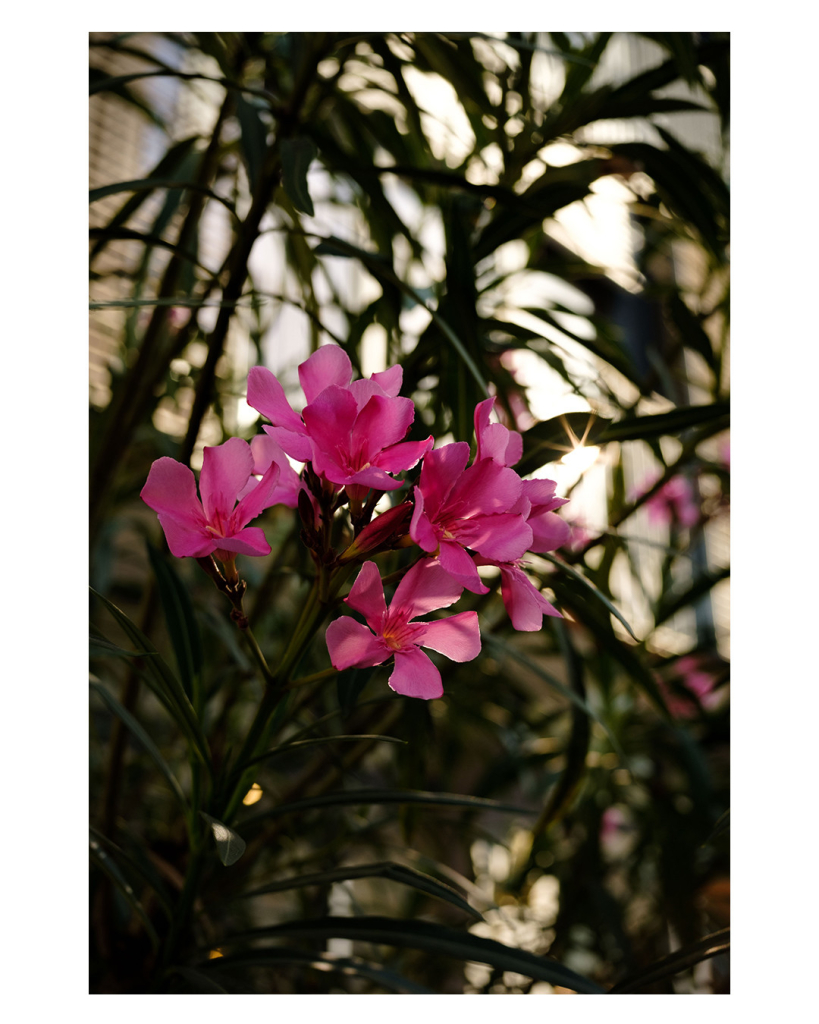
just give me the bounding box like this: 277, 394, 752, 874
391, 559, 464, 619
522, 478, 569, 512
212, 526, 271, 557
437, 541, 489, 594
416, 611, 480, 661
298, 345, 352, 403
326, 616, 389, 671
457, 513, 533, 562
500, 564, 560, 631
250, 434, 301, 507
409, 488, 440, 553
141, 457, 206, 527
375, 436, 434, 474
351, 394, 415, 464
264, 425, 314, 463
302, 385, 358, 463
247, 366, 305, 433
155, 512, 214, 558
417, 443, 470, 518
528, 511, 571, 553
448, 458, 522, 517
388, 646, 443, 699
199, 439, 254, 524
371, 365, 403, 396
231, 460, 281, 530
345, 561, 388, 630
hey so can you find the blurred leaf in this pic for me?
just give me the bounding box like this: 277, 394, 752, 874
706, 809, 730, 844
200, 812, 247, 867
239, 861, 482, 920
280, 136, 317, 216
90, 681, 188, 814
224, 915, 605, 992
88, 226, 210, 273
89, 66, 166, 128
89, 627, 148, 659
235, 94, 269, 188
599, 401, 730, 444
246, 733, 407, 770
654, 566, 730, 628
89, 136, 200, 261
666, 293, 717, 370
609, 928, 729, 993
90, 177, 237, 218
89, 827, 174, 919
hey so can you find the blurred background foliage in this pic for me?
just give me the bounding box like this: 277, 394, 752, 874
89, 31, 729, 994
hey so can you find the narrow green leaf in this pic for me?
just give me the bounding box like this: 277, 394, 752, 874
244, 733, 406, 770
240, 788, 533, 831
281, 136, 317, 216
90, 681, 188, 814
89, 66, 165, 128
200, 812, 246, 867
90, 588, 211, 768
202, 947, 434, 993
89, 836, 160, 950
147, 543, 203, 702
222, 916, 605, 993
170, 966, 229, 993
238, 861, 482, 920
89, 630, 149, 659
89, 827, 174, 919
540, 553, 638, 641
313, 234, 488, 396
89, 178, 237, 217
609, 928, 729, 993
482, 634, 628, 768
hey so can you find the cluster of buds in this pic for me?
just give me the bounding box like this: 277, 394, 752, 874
141, 344, 571, 699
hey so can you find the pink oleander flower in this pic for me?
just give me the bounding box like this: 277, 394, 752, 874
410, 442, 533, 594
140, 437, 283, 560
236, 433, 301, 508
474, 396, 523, 467
247, 345, 404, 463
474, 555, 562, 631
325, 559, 481, 699
636, 472, 700, 529
301, 385, 432, 498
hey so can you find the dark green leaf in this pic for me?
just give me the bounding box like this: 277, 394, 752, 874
89, 836, 160, 950
238, 861, 482, 920
598, 401, 730, 444
147, 543, 204, 703
90, 681, 188, 814
90, 588, 211, 768
609, 928, 729, 993
202, 947, 434, 993
240, 788, 533, 831
90, 66, 166, 128
222, 916, 605, 993
281, 136, 317, 216
89, 630, 148, 659
89, 177, 237, 218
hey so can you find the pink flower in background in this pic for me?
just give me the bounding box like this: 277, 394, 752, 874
247, 345, 405, 463
659, 654, 720, 718
325, 560, 481, 699
141, 438, 282, 559
636, 472, 700, 528
410, 442, 533, 593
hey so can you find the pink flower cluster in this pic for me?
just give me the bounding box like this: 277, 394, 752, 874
634, 471, 700, 529
141, 344, 571, 699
